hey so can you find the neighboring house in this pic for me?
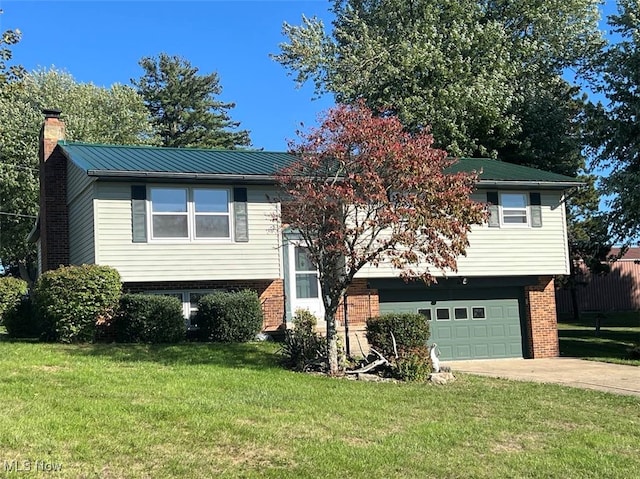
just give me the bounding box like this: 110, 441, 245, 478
556, 247, 640, 313
33, 110, 581, 360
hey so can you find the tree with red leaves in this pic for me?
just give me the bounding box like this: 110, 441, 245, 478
277, 102, 486, 374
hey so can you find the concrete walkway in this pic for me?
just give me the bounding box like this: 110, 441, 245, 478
446, 358, 640, 397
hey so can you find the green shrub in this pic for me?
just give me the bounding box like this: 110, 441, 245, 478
280, 309, 327, 371
366, 313, 431, 381
366, 313, 430, 358
113, 294, 186, 343
33, 264, 121, 343
0, 276, 28, 323
3, 296, 40, 338
193, 290, 263, 342
394, 347, 432, 382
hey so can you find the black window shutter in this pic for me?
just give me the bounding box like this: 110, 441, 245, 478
131, 185, 147, 243
530, 192, 542, 228
486, 191, 500, 228
233, 187, 249, 242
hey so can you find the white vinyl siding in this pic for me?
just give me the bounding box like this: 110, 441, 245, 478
94, 183, 282, 282
356, 190, 570, 278
67, 162, 96, 265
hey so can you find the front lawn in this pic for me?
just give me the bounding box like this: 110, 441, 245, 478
0, 341, 638, 478
558, 311, 640, 366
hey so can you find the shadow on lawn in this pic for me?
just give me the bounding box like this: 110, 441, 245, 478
559, 328, 639, 360
62, 342, 283, 370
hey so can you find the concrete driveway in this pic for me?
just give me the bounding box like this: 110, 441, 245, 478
446, 358, 640, 397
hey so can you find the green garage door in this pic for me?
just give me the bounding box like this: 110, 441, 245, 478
379, 290, 525, 360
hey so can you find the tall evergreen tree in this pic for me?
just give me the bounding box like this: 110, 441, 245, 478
132, 53, 251, 149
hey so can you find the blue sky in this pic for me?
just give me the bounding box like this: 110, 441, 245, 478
1, 0, 336, 151
1, 1, 620, 152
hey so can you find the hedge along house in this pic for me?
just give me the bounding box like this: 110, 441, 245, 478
33, 111, 581, 359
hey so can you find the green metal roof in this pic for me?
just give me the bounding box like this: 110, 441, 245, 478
59, 142, 581, 186
59, 142, 295, 180
448, 157, 581, 185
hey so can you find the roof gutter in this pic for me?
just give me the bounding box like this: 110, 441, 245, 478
477, 180, 584, 189
86, 171, 583, 189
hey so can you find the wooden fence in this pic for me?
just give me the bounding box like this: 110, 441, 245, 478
556, 258, 640, 313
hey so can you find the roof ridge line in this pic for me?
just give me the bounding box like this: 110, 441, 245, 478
59, 140, 290, 154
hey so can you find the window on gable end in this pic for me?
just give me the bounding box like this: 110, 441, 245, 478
500, 193, 528, 225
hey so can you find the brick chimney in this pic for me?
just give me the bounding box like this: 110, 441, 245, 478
39, 109, 65, 163
38, 109, 69, 272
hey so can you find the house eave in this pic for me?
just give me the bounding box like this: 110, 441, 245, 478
477, 180, 584, 189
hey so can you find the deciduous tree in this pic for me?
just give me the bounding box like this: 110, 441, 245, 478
0, 69, 153, 275
587, 0, 640, 243
276, 102, 486, 374
132, 53, 251, 149
0, 9, 24, 85
274, 0, 603, 162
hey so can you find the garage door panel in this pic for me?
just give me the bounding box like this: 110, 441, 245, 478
507, 306, 519, 318
509, 343, 522, 355
508, 324, 522, 336
437, 325, 453, 339
438, 344, 454, 358
454, 326, 470, 339
473, 344, 489, 357
456, 345, 472, 358
472, 325, 488, 337
379, 294, 524, 360
490, 324, 506, 336
491, 344, 507, 356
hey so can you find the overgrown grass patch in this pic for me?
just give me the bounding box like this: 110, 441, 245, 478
559, 311, 640, 366
0, 341, 638, 478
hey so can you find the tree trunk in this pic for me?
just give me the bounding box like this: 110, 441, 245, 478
325, 311, 339, 375
570, 285, 581, 322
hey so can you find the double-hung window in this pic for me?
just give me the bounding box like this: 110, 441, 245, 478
151, 188, 189, 238
500, 193, 528, 225
149, 187, 231, 240
486, 191, 542, 228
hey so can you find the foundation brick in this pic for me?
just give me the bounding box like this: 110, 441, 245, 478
525, 276, 560, 358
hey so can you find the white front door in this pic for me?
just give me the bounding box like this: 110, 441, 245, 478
288, 243, 325, 322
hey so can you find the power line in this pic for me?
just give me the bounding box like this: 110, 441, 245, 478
0, 211, 37, 219
0, 163, 39, 172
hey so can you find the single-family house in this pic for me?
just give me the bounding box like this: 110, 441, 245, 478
33, 110, 581, 360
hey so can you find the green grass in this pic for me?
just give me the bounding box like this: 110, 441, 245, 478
0, 342, 638, 478
558, 311, 640, 366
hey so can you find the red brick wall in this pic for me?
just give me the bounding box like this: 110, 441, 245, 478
525, 275, 559, 358
123, 278, 285, 331
39, 114, 69, 272
335, 279, 380, 327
